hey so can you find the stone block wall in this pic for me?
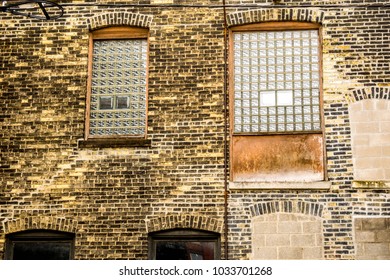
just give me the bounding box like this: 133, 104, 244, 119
354, 217, 390, 259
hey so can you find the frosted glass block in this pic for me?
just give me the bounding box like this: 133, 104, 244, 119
278, 90, 293, 106
269, 124, 276, 132
260, 91, 275, 106
312, 80, 319, 88
304, 106, 311, 114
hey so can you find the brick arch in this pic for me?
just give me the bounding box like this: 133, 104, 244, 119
146, 214, 223, 233
249, 200, 325, 218
346, 87, 390, 103
227, 8, 325, 27
87, 12, 153, 30
2, 216, 77, 235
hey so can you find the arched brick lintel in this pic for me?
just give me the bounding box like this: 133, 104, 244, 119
146, 214, 223, 234
2, 217, 77, 235
346, 87, 390, 103
250, 200, 325, 218
226, 8, 326, 27
87, 12, 153, 31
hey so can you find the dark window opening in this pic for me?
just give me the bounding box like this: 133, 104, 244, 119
149, 229, 220, 260
5, 230, 75, 260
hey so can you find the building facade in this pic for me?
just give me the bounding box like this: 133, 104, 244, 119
0, 0, 389, 260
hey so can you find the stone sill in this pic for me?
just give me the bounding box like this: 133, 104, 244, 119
229, 181, 332, 190
78, 138, 152, 148
352, 181, 390, 190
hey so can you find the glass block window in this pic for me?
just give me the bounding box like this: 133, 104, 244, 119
89, 37, 147, 136
233, 29, 320, 133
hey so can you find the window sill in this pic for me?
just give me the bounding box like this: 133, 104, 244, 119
229, 181, 332, 190
78, 138, 151, 148
352, 181, 390, 190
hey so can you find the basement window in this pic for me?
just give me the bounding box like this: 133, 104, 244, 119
230, 22, 325, 183
5, 230, 75, 260
148, 229, 220, 260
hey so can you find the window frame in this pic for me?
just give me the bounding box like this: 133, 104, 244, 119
4, 230, 75, 260
229, 22, 327, 182
85, 26, 149, 140
148, 229, 221, 260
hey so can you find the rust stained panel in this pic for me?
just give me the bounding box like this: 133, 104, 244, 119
232, 134, 324, 182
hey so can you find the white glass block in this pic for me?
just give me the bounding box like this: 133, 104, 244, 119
278, 90, 294, 106
295, 124, 303, 131
260, 91, 275, 106
269, 124, 276, 132
285, 56, 293, 65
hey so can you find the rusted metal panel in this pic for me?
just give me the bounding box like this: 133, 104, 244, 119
232, 134, 324, 182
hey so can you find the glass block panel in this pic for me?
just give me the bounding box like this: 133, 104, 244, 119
233, 29, 320, 133
90, 39, 147, 136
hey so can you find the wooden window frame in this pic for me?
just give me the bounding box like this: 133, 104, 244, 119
229, 22, 327, 183
85, 26, 149, 143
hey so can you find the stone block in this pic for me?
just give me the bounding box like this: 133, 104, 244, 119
278, 247, 303, 260
252, 247, 277, 260
291, 234, 316, 247
302, 247, 323, 259
265, 234, 290, 246
278, 221, 302, 234
355, 231, 376, 242
253, 222, 277, 234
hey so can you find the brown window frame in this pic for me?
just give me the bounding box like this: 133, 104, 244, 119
229, 22, 327, 182
85, 26, 149, 142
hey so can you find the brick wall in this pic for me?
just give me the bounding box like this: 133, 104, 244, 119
1, 0, 390, 260
0, 2, 226, 259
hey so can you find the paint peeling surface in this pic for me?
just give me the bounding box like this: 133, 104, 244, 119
232, 134, 324, 182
